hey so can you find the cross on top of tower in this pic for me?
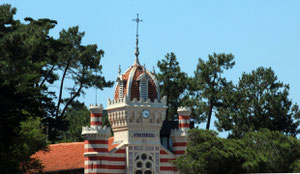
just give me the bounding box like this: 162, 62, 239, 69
133, 13, 143, 37
133, 13, 143, 65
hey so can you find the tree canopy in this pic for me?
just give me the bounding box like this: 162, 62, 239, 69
216, 67, 300, 138
0, 4, 57, 172
60, 101, 90, 142
174, 129, 300, 174
46, 26, 114, 141
186, 53, 235, 130
156, 52, 188, 121
0, 4, 113, 172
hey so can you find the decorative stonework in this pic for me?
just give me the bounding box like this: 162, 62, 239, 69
89, 104, 103, 113
81, 126, 111, 139
177, 106, 191, 116
170, 129, 187, 141
127, 145, 159, 174
107, 94, 167, 108
107, 95, 167, 132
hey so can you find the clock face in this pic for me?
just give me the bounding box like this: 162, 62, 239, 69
142, 109, 150, 119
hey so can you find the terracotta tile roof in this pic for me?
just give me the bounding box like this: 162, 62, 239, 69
31, 138, 119, 172
130, 65, 158, 101
31, 142, 84, 172
114, 64, 158, 101
108, 137, 119, 151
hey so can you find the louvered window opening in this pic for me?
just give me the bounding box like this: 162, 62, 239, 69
140, 80, 148, 101
119, 82, 123, 99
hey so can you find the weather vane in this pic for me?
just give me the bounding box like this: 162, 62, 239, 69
133, 13, 143, 64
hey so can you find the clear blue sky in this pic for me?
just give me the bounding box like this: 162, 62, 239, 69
3, 1, 300, 135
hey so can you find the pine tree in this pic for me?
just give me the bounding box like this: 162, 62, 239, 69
188, 53, 235, 129
216, 67, 300, 137
156, 52, 188, 121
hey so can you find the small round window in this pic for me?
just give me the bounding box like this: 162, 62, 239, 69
136, 161, 142, 168
146, 162, 152, 168
135, 170, 142, 174
135, 153, 154, 173
141, 153, 147, 161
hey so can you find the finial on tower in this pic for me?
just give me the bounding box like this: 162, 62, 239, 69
133, 13, 143, 65
118, 64, 121, 75
152, 66, 156, 74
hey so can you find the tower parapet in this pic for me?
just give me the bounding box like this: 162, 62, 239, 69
177, 106, 191, 134
106, 95, 167, 144
89, 104, 103, 128
107, 94, 167, 108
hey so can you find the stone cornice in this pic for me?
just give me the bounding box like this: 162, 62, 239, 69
81, 126, 111, 139
89, 104, 103, 113
107, 95, 167, 110
177, 106, 191, 116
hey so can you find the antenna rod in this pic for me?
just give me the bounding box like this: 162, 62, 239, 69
95, 71, 98, 105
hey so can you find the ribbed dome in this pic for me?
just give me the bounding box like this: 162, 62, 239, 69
114, 63, 160, 102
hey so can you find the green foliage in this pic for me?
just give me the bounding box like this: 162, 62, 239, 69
174, 129, 246, 174
60, 101, 90, 142
187, 53, 235, 129
241, 129, 300, 172
102, 110, 111, 128
0, 4, 56, 173
174, 129, 300, 174
216, 67, 300, 138
49, 26, 114, 141
156, 52, 188, 120
60, 103, 112, 142
0, 117, 48, 174
0, 4, 113, 172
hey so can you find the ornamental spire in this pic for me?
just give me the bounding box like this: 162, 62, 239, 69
118, 64, 121, 75
132, 13, 143, 65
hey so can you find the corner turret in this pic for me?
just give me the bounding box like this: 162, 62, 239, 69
170, 107, 191, 157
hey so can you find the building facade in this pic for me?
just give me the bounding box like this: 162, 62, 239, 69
81, 59, 191, 174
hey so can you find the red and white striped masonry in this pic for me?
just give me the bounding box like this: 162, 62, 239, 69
178, 107, 191, 132
84, 104, 122, 174
90, 104, 103, 127
172, 107, 191, 158
84, 146, 126, 174
83, 133, 110, 174
160, 147, 177, 173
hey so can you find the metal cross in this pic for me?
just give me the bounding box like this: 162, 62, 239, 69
133, 13, 143, 37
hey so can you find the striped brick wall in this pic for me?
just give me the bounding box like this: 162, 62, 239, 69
90, 104, 103, 127
84, 140, 108, 153
159, 147, 177, 174
173, 141, 187, 157
84, 143, 126, 174
178, 107, 191, 133
171, 107, 191, 159
84, 139, 108, 174
84, 146, 126, 174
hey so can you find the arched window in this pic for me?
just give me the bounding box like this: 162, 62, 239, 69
135, 153, 153, 174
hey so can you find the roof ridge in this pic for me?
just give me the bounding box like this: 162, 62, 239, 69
50, 142, 84, 147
